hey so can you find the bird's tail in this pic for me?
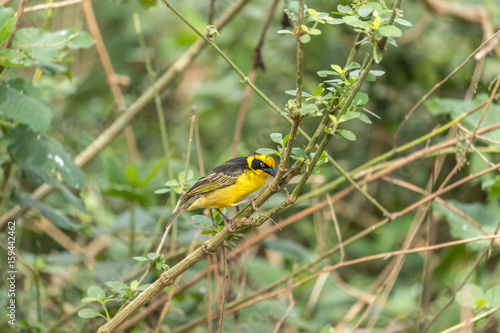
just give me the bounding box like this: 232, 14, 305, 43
162, 198, 196, 229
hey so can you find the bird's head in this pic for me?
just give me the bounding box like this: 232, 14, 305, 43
247, 153, 276, 178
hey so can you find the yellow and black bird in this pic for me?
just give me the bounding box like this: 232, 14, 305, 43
163, 153, 276, 231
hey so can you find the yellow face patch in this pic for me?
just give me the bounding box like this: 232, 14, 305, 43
247, 153, 275, 169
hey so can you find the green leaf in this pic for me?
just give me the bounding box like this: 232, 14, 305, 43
357, 4, 373, 17
7, 125, 85, 190
178, 170, 194, 183
357, 112, 373, 124
11, 189, 80, 230
137, 283, 151, 291
309, 28, 322, 35
164, 179, 179, 187
104, 281, 129, 293
425, 96, 500, 143
337, 129, 356, 141
87, 286, 106, 299
482, 175, 500, 198
373, 43, 383, 63
147, 253, 160, 261
277, 29, 293, 34
19, 164, 87, 213
81, 297, 98, 303
78, 308, 104, 319
326, 18, 344, 25
331, 64, 343, 74
484, 286, 500, 306
12, 28, 94, 64
297, 104, 319, 115
255, 148, 279, 155
133, 256, 149, 262
456, 284, 483, 308
0, 49, 31, 67
337, 5, 352, 15
138, 0, 157, 9
353, 92, 369, 106
342, 15, 369, 29
284, 90, 312, 97
378, 25, 402, 38
433, 200, 498, 251
344, 62, 361, 72
0, 79, 52, 132
339, 111, 360, 123
105, 185, 141, 201
66, 31, 94, 49
299, 34, 311, 43
270, 133, 283, 144
0, 6, 16, 45
192, 214, 213, 225
395, 17, 412, 27
291, 148, 309, 160
154, 188, 171, 194
317, 70, 338, 77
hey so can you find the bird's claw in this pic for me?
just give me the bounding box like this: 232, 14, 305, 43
234, 195, 260, 211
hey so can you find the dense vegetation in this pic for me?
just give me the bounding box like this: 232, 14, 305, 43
1, 0, 500, 332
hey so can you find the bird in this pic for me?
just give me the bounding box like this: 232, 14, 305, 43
163, 153, 276, 231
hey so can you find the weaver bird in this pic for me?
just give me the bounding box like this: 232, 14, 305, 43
163, 153, 276, 231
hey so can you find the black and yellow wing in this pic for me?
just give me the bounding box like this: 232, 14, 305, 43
183, 156, 248, 199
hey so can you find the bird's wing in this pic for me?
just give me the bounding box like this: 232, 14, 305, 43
184, 170, 241, 198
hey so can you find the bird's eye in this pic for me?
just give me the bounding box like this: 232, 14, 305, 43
260, 162, 265, 168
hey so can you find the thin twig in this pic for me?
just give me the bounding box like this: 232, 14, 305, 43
82, 0, 138, 163
24, 0, 83, 13
230, 0, 279, 157
272, 264, 297, 333
393, 29, 500, 146
0, 0, 253, 230
326, 195, 344, 263
217, 248, 229, 333
422, 220, 500, 332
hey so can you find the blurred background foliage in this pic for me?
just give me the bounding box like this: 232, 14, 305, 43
1, 0, 500, 332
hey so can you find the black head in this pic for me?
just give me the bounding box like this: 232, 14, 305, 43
250, 155, 276, 177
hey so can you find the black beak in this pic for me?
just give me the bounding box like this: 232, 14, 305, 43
264, 167, 276, 177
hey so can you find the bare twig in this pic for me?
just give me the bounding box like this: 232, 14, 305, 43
24, 0, 83, 13
272, 264, 297, 333
217, 248, 229, 333
422, 221, 500, 332
393, 29, 500, 146
326, 195, 344, 263
0, 0, 253, 229
230, 0, 279, 157
82, 0, 138, 163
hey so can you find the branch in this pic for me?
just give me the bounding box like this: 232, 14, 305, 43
0, 0, 253, 230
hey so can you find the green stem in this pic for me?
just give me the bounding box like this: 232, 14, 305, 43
129, 204, 135, 256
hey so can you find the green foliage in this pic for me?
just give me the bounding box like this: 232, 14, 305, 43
2, 0, 500, 332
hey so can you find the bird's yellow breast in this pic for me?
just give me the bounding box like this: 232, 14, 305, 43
193, 169, 269, 209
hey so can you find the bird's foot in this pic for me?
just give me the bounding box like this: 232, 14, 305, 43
216, 208, 236, 232
234, 195, 260, 211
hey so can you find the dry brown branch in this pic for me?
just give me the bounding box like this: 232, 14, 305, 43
81, 0, 138, 163
393, 29, 500, 146
327, 195, 344, 263
217, 248, 229, 333
272, 264, 297, 333
230, 0, 279, 157
0, 0, 253, 229
24, 0, 83, 13
422, 220, 500, 332
382, 176, 500, 247
225, 234, 500, 318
